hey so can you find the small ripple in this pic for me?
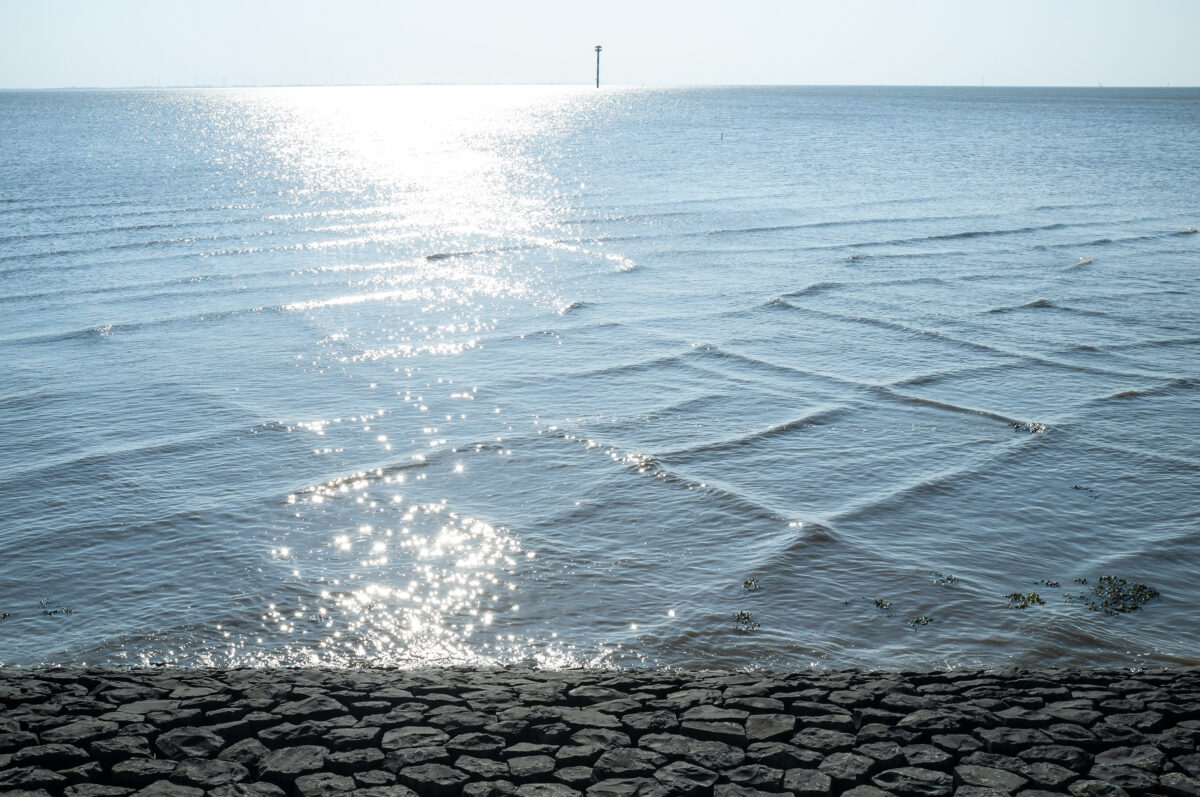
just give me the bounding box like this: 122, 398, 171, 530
841, 221, 1079, 249
773, 300, 1163, 384
985, 298, 1114, 318
827, 432, 1050, 526
874, 387, 1048, 431
1095, 377, 1195, 402
987, 298, 1059, 313
1080, 440, 1200, 473
646, 392, 731, 416
889, 360, 1023, 389
662, 406, 853, 459
537, 425, 821, 530
0, 305, 277, 346
783, 281, 844, 298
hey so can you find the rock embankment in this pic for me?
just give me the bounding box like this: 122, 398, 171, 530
1, 666, 1198, 796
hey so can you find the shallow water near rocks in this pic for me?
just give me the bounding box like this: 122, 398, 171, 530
0, 86, 1198, 670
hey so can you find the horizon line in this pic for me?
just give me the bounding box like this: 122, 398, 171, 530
2, 82, 1197, 92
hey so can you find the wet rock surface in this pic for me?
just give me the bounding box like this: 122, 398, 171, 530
0, 667, 1197, 795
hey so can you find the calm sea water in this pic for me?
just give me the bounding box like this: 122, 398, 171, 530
1, 86, 1198, 671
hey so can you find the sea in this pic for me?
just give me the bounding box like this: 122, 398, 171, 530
1, 85, 1198, 672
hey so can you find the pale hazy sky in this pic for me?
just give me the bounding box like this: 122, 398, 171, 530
2, 0, 1196, 89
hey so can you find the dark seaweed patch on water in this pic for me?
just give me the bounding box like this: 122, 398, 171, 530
999, 575, 1160, 614
0, 599, 74, 625
732, 610, 759, 631
248, 420, 295, 435
1006, 592, 1046, 609
40, 598, 73, 617
1065, 576, 1160, 615
1072, 484, 1099, 499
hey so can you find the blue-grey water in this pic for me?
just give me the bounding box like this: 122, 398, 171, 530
1, 86, 1198, 671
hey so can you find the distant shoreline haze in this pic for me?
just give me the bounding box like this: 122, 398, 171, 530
2, 82, 1199, 90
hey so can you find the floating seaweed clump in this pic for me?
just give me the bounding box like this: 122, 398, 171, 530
1066, 575, 1160, 615
908, 615, 931, 626
873, 598, 892, 610
1006, 592, 1046, 609
742, 578, 760, 592
1037, 579, 1061, 588
732, 610, 760, 631
38, 599, 73, 617
930, 571, 959, 585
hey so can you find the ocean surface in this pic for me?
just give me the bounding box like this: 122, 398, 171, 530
1, 85, 1198, 672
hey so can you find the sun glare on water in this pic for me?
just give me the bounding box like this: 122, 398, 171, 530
200, 86, 620, 668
